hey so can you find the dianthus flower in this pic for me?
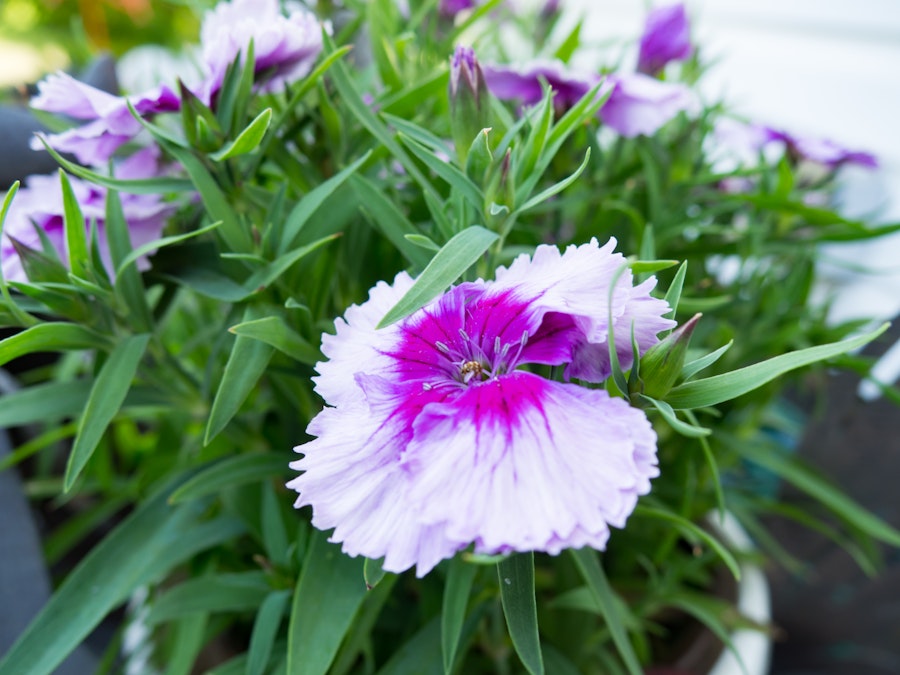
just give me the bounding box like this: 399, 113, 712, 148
199, 0, 322, 99
637, 3, 693, 76
29, 72, 179, 166
483, 61, 694, 137
288, 238, 676, 576
1, 147, 174, 283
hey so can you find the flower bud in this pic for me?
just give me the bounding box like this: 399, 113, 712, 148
449, 45, 490, 165
638, 312, 701, 399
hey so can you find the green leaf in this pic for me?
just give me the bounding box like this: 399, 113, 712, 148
635, 505, 742, 580
497, 553, 544, 675
348, 174, 433, 268
628, 259, 678, 275
229, 315, 320, 364
666, 323, 889, 409
376, 617, 444, 675
641, 395, 711, 437
247, 591, 291, 675
663, 261, 687, 321
286, 530, 367, 675
0, 323, 107, 368
735, 444, 900, 547
205, 307, 275, 444
377, 225, 498, 328
399, 133, 484, 211
279, 151, 372, 253
115, 221, 222, 278
405, 233, 441, 252
442, 556, 478, 674
147, 572, 270, 624
0, 480, 205, 675
569, 549, 642, 675
58, 170, 89, 279
0, 379, 91, 428
36, 139, 194, 193
363, 558, 388, 589
0, 182, 37, 326
168, 453, 289, 504
323, 32, 438, 200
64, 333, 151, 491
244, 234, 339, 296
105, 190, 153, 331
681, 341, 733, 381
515, 148, 591, 214
211, 108, 272, 160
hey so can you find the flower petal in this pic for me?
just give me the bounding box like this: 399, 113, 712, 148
313, 271, 415, 408
491, 238, 675, 380
288, 379, 461, 576
403, 372, 659, 555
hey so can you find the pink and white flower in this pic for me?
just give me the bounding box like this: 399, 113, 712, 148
288, 238, 675, 576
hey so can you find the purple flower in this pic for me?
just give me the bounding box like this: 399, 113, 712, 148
441, 0, 476, 16
483, 59, 602, 112
600, 73, 696, 137
287, 238, 675, 576
766, 129, 878, 169
199, 0, 322, 99
29, 72, 180, 166
638, 3, 693, 76
1, 147, 174, 284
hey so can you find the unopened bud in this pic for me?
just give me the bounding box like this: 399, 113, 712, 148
639, 313, 701, 398
449, 45, 490, 165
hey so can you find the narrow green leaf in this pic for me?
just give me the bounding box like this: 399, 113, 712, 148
553, 18, 583, 63
497, 553, 544, 675
0, 181, 37, 326
323, 32, 438, 200
58, 170, 89, 279
442, 557, 478, 674
628, 260, 678, 275
261, 483, 291, 567
663, 261, 688, 321
211, 108, 272, 160
0, 323, 107, 368
381, 113, 453, 156
105, 190, 152, 331
363, 558, 388, 589
349, 174, 433, 268
635, 506, 742, 580
515, 148, 590, 214
666, 323, 888, 409
287, 530, 367, 675
377, 225, 498, 328
405, 233, 441, 252
681, 341, 733, 381
735, 444, 900, 547
569, 549, 642, 675
279, 152, 371, 252
0, 379, 91, 428
0, 481, 204, 675
205, 307, 275, 444
64, 333, 151, 491
230, 315, 320, 364
399, 133, 484, 211
376, 618, 444, 675
244, 234, 339, 295
641, 395, 711, 437
115, 221, 222, 277
147, 572, 270, 624
36, 139, 194, 193
246, 591, 291, 675
169, 453, 288, 504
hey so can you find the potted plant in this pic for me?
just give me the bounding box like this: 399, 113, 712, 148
1, 1, 898, 673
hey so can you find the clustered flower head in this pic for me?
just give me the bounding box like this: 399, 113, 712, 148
288, 238, 676, 576
1, 147, 174, 283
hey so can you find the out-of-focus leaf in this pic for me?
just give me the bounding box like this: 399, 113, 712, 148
0, 323, 107, 368
169, 453, 289, 504
147, 572, 270, 624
